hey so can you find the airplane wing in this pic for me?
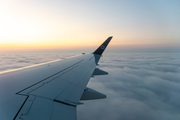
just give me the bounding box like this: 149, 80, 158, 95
0, 36, 112, 120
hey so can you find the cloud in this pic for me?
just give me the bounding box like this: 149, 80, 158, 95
1, 51, 180, 120
77, 53, 180, 120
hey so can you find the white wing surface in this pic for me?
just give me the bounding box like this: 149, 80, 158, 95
0, 37, 112, 120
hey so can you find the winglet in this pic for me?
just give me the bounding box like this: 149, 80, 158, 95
93, 36, 113, 55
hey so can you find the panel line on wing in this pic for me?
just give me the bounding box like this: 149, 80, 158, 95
13, 96, 29, 120
17, 60, 83, 95
54, 99, 76, 107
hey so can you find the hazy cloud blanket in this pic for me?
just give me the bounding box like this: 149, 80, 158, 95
0, 52, 180, 120
78, 52, 180, 120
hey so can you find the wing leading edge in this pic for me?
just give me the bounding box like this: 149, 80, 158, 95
0, 36, 112, 120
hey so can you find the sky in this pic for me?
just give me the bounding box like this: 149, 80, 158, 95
0, 0, 180, 50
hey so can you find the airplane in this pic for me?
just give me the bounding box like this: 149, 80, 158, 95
0, 36, 112, 120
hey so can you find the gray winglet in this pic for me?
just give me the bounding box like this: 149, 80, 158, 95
93, 36, 113, 55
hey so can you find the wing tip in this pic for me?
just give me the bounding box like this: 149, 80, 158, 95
93, 36, 113, 55
109, 36, 113, 39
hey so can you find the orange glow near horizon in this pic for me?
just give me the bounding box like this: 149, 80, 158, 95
0, 1, 180, 52
0, 41, 102, 51
1, 39, 179, 52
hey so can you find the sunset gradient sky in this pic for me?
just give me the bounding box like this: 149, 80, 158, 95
0, 0, 180, 51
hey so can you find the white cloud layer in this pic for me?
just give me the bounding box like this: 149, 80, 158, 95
0, 51, 180, 120
78, 52, 180, 120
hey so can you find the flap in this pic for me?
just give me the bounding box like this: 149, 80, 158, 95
15, 96, 77, 120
